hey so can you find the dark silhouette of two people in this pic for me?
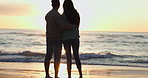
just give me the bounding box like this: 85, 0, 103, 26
44, 0, 82, 78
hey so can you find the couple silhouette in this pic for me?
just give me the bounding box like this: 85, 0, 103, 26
44, 0, 82, 78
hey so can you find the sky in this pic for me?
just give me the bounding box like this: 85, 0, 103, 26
0, 0, 148, 32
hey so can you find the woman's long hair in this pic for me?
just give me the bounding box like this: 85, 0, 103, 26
63, 0, 80, 26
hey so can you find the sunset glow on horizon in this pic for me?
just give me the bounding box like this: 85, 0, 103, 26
0, 0, 148, 32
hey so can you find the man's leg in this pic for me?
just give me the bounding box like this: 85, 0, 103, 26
52, 40, 62, 78
44, 39, 53, 78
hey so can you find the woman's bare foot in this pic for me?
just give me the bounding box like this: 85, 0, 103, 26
79, 75, 83, 78
54, 76, 60, 78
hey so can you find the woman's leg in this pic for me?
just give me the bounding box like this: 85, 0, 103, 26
63, 40, 72, 78
72, 39, 82, 78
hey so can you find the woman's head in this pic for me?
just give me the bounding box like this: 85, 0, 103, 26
63, 0, 74, 11
63, 0, 80, 25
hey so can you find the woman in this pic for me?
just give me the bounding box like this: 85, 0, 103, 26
62, 0, 82, 78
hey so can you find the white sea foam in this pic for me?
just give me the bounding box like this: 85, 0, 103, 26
79, 52, 112, 60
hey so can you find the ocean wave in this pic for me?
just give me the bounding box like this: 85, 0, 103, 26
0, 32, 45, 37
126, 59, 148, 63
132, 35, 145, 38
79, 52, 112, 60
0, 51, 112, 63
1, 51, 147, 60
0, 51, 112, 59
26, 33, 45, 37
0, 51, 45, 56
0, 51, 148, 67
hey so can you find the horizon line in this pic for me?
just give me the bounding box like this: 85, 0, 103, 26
0, 28, 148, 33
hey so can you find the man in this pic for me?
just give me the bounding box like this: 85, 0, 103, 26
44, 0, 78, 78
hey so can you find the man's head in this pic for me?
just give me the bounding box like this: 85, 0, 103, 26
52, 0, 60, 9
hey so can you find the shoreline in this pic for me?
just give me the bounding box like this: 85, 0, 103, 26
0, 62, 148, 78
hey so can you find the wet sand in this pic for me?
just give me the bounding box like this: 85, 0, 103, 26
0, 62, 148, 78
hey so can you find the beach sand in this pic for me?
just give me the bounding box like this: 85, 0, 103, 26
0, 62, 148, 78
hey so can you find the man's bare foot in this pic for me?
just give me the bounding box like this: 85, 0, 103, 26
45, 75, 53, 78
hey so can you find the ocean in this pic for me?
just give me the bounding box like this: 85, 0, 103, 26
0, 29, 148, 68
